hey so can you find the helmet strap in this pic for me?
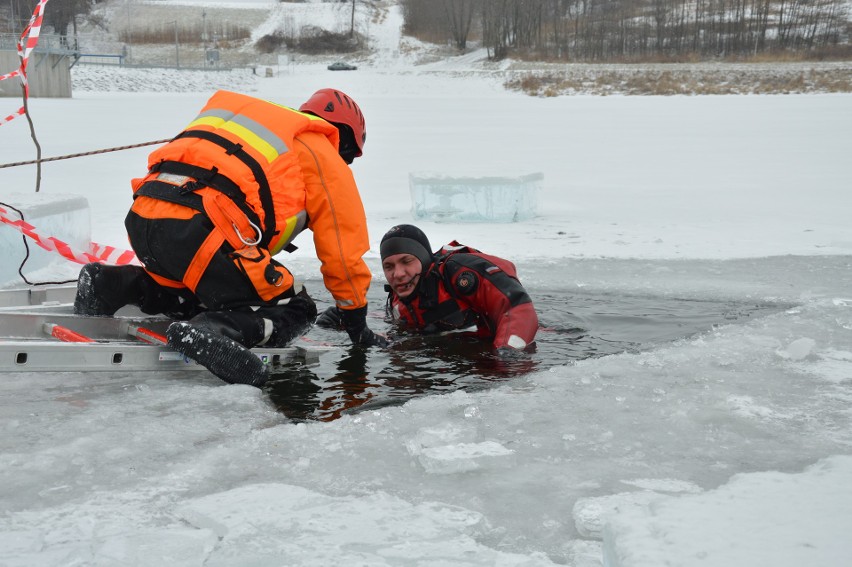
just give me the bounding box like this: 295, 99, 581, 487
335, 123, 358, 164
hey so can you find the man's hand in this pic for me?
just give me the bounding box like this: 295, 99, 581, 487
339, 306, 390, 348
349, 326, 390, 348
315, 306, 344, 329
493, 346, 534, 374
496, 346, 525, 359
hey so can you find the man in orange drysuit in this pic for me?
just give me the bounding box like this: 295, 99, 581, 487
74, 88, 386, 386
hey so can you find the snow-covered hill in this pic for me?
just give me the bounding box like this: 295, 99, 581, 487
69, 0, 852, 95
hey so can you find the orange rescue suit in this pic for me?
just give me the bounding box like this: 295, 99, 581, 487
129, 90, 372, 311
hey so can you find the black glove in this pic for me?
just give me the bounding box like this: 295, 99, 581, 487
349, 326, 391, 348
315, 306, 345, 329
340, 306, 390, 348
496, 346, 525, 359
493, 346, 535, 374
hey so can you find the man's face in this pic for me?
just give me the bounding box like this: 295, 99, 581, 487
382, 253, 423, 299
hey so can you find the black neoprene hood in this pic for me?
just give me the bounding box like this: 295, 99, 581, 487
380, 224, 433, 269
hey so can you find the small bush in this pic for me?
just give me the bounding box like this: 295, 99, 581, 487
297, 26, 359, 54
119, 22, 250, 45
256, 33, 286, 54
505, 65, 852, 96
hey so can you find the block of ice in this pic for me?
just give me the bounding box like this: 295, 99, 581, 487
0, 193, 90, 287
602, 455, 852, 567
409, 172, 541, 223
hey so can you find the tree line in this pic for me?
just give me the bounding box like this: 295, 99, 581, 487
5, 0, 92, 40
401, 0, 851, 61
4, 0, 848, 60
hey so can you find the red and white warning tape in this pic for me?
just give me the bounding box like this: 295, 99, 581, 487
1, 0, 138, 268
0, 204, 138, 266
1, 0, 50, 127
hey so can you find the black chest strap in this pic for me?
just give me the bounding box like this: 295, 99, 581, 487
150, 160, 245, 205
136, 177, 261, 233
168, 129, 277, 244
410, 268, 475, 330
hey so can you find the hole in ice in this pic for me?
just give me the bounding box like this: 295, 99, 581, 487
266, 286, 786, 422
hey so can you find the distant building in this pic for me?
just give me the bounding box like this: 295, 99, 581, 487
0, 33, 74, 98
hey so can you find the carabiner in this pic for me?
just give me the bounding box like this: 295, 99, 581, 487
235, 219, 262, 246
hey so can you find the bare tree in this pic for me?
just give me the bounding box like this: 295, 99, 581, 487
407, 0, 850, 62
481, 0, 513, 59
400, 0, 453, 43
441, 0, 479, 50
10, 0, 93, 46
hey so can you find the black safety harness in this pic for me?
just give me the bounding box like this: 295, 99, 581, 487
134, 130, 295, 251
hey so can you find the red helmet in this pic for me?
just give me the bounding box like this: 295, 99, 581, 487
299, 88, 366, 158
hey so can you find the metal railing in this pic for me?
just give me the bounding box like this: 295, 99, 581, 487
2, 33, 277, 71
0, 33, 78, 54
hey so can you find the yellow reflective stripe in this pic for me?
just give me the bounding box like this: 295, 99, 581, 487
188, 116, 227, 129
186, 110, 289, 164
220, 121, 279, 163
269, 210, 308, 255
279, 210, 306, 244
299, 110, 327, 123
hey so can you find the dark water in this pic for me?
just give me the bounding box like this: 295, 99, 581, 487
265, 287, 783, 422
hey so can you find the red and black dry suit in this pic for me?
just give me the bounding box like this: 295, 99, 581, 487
387, 242, 539, 350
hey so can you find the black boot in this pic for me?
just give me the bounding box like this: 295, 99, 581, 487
165, 310, 270, 387
74, 262, 201, 319
74, 263, 146, 317
255, 287, 318, 347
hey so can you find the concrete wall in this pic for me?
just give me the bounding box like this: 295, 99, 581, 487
0, 51, 72, 98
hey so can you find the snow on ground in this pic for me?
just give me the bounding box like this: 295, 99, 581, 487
1, 2, 852, 566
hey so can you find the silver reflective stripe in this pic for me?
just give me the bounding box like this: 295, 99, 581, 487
195, 108, 235, 121
230, 114, 289, 156
189, 108, 290, 162
156, 172, 192, 186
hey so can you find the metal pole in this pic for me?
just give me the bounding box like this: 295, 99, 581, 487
125, 0, 132, 63
173, 20, 179, 68
126, 0, 133, 62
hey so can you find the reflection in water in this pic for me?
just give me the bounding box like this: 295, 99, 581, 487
265, 288, 785, 422
265, 334, 538, 422
265, 348, 375, 422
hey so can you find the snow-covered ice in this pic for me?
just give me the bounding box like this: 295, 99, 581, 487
1, 1, 851, 565
602, 455, 852, 567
